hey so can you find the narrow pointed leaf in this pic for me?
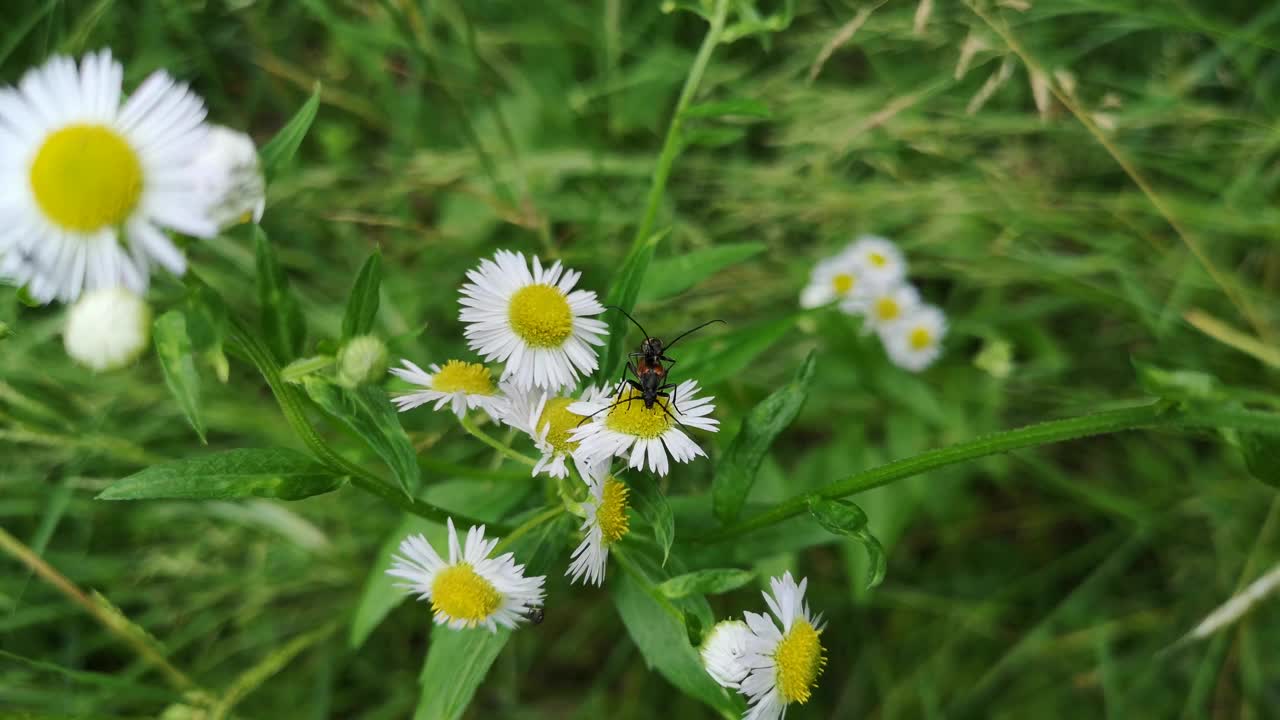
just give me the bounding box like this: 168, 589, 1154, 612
153, 311, 206, 443
627, 473, 675, 564
342, 252, 382, 340
638, 242, 766, 302
304, 378, 420, 494
260, 83, 321, 180
97, 448, 342, 501
598, 229, 667, 382
255, 227, 306, 362
808, 497, 887, 588
658, 569, 755, 598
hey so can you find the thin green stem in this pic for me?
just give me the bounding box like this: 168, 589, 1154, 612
459, 414, 538, 467
494, 506, 566, 554
697, 401, 1280, 544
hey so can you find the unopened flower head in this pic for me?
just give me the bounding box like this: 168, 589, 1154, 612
500, 382, 610, 479
191, 125, 265, 229
799, 249, 865, 309
568, 379, 718, 477
846, 235, 906, 289
702, 619, 753, 690
63, 287, 151, 371
390, 358, 505, 419
337, 335, 388, 386
459, 250, 607, 391
566, 471, 632, 586
737, 572, 827, 720
386, 518, 546, 633
842, 282, 920, 333
0, 50, 220, 303
881, 304, 947, 372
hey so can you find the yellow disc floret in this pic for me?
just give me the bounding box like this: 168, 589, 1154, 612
605, 389, 673, 438
509, 284, 574, 348
431, 360, 495, 395
539, 396, 583, 453
831, 273, 854, 296
909, 327, 933, 351
31, 125, 143, 232
597, 477, 631, 545
431, 563, 502, 623
867, 251, 888, 268
874, 297, 901, 322
774, 619, 825, 704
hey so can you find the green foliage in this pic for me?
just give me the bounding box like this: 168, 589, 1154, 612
98, 448, 343, 501
253, 228, 306, 362
341, 252, 383, 341
259, 83, 321, 181
627, 472, 676, 564
598, 229, 667, 381
303, 378, 420, 494
639, 242, 766, 302
807, 497, 887, 589
658, 568, 756, 598
152, 311, 205, 443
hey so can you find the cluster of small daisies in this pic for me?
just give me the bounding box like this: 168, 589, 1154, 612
0, 51, 265, 370
800, 235, 947, 372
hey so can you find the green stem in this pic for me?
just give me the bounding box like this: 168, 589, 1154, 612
227, 319, 495, 529
494, 506, 566, 554
697, 400, 1280, 544
459, 414, 538, 467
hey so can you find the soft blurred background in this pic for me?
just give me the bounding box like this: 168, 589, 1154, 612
2, 0, 1280, 717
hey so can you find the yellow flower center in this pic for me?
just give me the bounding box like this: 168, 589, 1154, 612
509, 284, 573, 348
867, 251, 888, 268
874, 297, 901, 322
909, 327, 933, 351
30, 125, 143, 232
604, 388, 673, 439
831, 273, 854, 296
431, 360, 495, 395
431, 563, 502, 623
597, 477, 631, 545
539, 396, 583, 453
774, 620, 825, 705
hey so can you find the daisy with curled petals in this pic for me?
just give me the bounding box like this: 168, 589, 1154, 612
880, 304, 947, 372
390, 358, 505, 419
499, 381, 610, 479
0, 50, 219, 303
736, 572, 827, 720
841, 281, 920, 334
568, 379, 718, 476
701, 619, 753, 690
798, 248, 865, 310
459, 250, 607, 391
846, 235, 906, 290
387, 518, 546, 633
566, 470, 632, 586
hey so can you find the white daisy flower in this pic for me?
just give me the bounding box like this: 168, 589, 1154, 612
389, 358, 506, 419
62, 287, 151, 372
702, 619, 753, 690
566, 471, 632, 586
846, 235, 907, 289
842, 281, 920, 333
738, 572, 827, 720
459, 250, 607, 391
191, 125, 265, 230
799, 248, 865, 309
568, 379, 718, 477
0, 50, 218, 303
386, 518, 546, 633
880, 304, 947, 372
499, 381, 611, 479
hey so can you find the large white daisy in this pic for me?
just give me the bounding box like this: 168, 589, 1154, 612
566, 471, 631, 586
459, 250, 607, 391
499, 381, 611, 479
389, 358, 506, 419
568, 379, 718, 477
386, 518, 546, 633
880, 304, 947, 372
0, 50, 219, 303
737, 572, 827, 720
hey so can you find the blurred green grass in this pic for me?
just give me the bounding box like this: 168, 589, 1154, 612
2, 0, 1280, 717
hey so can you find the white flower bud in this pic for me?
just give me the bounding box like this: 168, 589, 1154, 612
700, 619, 752, 689
63, 288, 151, 371
338, 335, 389, 386
193, 125, 266, 229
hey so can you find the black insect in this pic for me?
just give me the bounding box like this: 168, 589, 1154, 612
525, 607, 545, 625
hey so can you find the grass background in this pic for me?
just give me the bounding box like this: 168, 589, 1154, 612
2, 0, 1280, 717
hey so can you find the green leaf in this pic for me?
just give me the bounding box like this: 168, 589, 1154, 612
97, 448, 343, 501
638, 242, 766, 302
598, 229, 667, 382
342, 252, 382, 340
808, 497, 887, 588
304, 378, 420, 494
675, 314, 797, 386
627, 473, 675, 565
682, 126, 747, 148
260, 82, 321, 180
712, 351, 817, 523
612, 550, 743, 717
658, 568, 755, 598
1133, 359, 1222, 402
183, 277, 231, 383
255, 227, 306, 362
153, 311, 206, 443
414, 514, 570, 720
1241, 433, 1280, 489
681, 98, 772, 120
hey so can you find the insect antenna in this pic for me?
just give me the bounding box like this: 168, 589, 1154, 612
576, 396, 629, 426
663, 319, 726, 353
605, 304, 651, 339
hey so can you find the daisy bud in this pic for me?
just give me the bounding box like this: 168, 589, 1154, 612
63, 287, 152, 372
192, 125, 266, 230
337, 335, 388, 387
701, 619, 753, 690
